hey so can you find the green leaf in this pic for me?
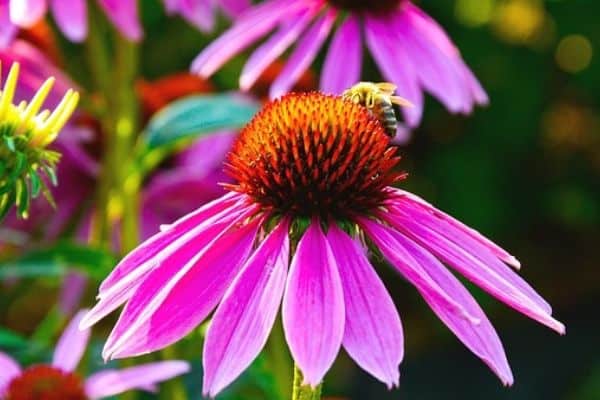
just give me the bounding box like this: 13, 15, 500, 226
144, 93, 258, 150
0, 328, 29, 349
0, 241, 117, 281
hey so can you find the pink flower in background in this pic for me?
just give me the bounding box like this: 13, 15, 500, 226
141, 130, 236, 238
82, 92, 563, 397
192, 0, 488, 128
165, 0, 251, 32
0, 310, 190, 399
4, 0, 250, 43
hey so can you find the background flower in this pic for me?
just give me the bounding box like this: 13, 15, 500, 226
192, 0, 487, 128
0, 310, 190, 399
5, 0, 250, 43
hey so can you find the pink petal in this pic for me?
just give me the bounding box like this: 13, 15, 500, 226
364, 14, 423, 127
102, 215, 262, 359
382, 204, 564, 334
140, 171, 229, 239
219, 0, 251, 17
9, 0, 47, 27
203, 219, 290, 397
385, 188, 520, 268
191, 0, 307, 78
170, 0, 215, 32
80, 194, 245, 330
52, 309, 90, 372
327, 224, 402, 388
99, 192, 239, 294
463, 63, 489, 105
81, 210, 241, 332
240, 10, 316, 91
282, 219, 345, 386
320, 15, 361, 95
50, 0, 87, 42
0, 1, 18, 48
97, 0, 142, 41
386, 195, 545, 309
362, 219, 514, 384
359, 218, 480, 324
270, 10, 336, 99
163, 0, 178, 13
173, 130, 236, 170
393, 8, 466, 114
403, 2, 488, 109
85, 361, 190, 399
58, 270, 87, 316
0, 352, 21, 394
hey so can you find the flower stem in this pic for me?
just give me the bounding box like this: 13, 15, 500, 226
292, 365, 322, 400
158, 347, 187, 400
85, 2, 140, 254
112, 36, 140, 253
266, 318, 293, 399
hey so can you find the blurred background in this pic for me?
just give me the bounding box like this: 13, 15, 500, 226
1, 0, 598, 399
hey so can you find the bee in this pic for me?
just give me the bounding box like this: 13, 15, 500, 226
342, 82, 412, 138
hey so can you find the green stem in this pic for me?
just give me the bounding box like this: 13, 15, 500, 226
85, 3, 112, 246
112, 36, 140, 253
158, 347, 187, 400
85, 3, 140, 253
266, 319, 293, 399
292, 365, 322, 400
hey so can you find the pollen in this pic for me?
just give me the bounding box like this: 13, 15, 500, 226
226, 92, 405, 218
5, 365, 88, 400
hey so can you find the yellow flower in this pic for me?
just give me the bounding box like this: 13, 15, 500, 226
0, 61, 80, 220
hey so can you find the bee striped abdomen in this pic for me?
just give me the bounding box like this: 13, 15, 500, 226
377, 99, 398, 137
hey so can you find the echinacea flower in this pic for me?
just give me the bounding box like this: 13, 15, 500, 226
0, 310, 190, 399
0, 61, 79, 220
5, 0, 250, 44
82, 90, 564, 396
192, 0, 487, 128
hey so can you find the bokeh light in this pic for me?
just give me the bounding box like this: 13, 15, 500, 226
455, 0, 496, 27
491, 0, 554, 48
555, 34, 593, 73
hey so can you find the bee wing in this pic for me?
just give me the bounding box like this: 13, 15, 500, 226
375, 82, 397, 95
390, 95, 413, 108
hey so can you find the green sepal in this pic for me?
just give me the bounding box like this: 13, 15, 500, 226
0, 190, 16, 222
42, 164, 58, 186
8, 151, 26, 182
15, 177, 30, 218
30, 170, 42, 197
4, 135, 16, 152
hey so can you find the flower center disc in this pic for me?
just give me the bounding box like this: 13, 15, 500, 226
6, 365, 88, 400
328, 0, 402, 14
226, 92, 405, 218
